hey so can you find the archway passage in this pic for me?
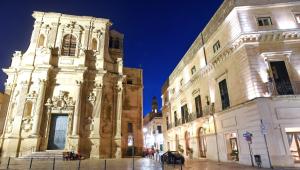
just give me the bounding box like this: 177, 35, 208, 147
198, 127, 207, 158
47, 114, 68, 150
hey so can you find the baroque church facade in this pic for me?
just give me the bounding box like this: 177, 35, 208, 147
0, 11, 143, 158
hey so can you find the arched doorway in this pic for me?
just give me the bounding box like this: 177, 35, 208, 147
198, 127, 207, 158
185, 131, 190, 156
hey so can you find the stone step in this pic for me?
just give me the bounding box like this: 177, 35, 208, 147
18, 150, 65, 160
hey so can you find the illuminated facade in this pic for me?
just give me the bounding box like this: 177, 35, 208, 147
162, 0, 300, 168
0, 11, 143, 158
143, 97, 164, 151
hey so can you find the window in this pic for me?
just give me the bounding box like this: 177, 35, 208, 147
195, 95, 203, 118
91, 38, 97, 50
38, 34, 45, 48
191, 66, 196, 75
181, 104, 189, 124
171, 88, 175, 94
213, 40, 221, 53
109, 37, 120, 49
128, 122, 133, 133
157, 126, 162, 133
180, 79, 184, 86
257, 17, 272, 26
127, 79, 133, 84
219, 79, 230, 110
62, 34, 77, 56
295, 14, 300, 24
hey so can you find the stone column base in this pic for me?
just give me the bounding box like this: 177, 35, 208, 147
67, 136, 80, 151
114, 138, 122, 158
89, 137, 100, 159
2, 137, 21, 157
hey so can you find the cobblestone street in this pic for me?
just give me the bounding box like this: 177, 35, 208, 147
0, 158, 299, 170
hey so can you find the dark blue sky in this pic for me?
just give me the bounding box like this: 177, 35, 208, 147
0, 0, 223, 116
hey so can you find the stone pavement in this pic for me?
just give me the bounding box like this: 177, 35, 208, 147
0, 157, 298, 170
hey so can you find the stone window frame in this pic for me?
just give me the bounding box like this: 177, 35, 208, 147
215, 70, 230, 111
213, 40, 221, 54
261, 51, 294, 88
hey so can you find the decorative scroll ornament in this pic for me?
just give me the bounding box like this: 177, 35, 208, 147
27, 91, 37, 99
45, 91, 75, 111
21, 118, 33, 132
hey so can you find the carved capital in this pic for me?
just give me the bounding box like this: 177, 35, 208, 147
75, 80, 83, 86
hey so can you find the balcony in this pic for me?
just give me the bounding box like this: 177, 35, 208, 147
266, 80, 300, 96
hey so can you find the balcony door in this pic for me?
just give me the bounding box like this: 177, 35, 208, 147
270, 61, 293, 95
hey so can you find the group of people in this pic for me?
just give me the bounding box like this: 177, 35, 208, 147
143, 148, 160, 161
63, 151, 82, 160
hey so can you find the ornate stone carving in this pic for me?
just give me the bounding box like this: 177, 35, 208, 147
21, 117, 33, 132
88, 92, 96, 105
45, 91, 75, 111
27, 91, 37, 99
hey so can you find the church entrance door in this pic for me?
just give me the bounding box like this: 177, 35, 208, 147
47, 114, 68, 150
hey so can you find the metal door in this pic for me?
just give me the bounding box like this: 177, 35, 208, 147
48, 115, 68, 150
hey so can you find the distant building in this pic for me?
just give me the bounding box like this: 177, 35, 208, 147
0, 11, 143, 158
162, 0, 300, 168
143, 97, 164, 151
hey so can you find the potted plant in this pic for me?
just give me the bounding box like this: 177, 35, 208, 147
178, 144, 184, 154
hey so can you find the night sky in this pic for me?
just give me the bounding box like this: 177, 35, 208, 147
0, 0, 223, 116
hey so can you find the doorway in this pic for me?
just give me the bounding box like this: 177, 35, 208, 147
198, 127, 207, 158
47, 115, 68, 150
225, 132, 239, 161
270, 61, 294, 95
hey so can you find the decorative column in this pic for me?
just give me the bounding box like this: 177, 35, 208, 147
11, 81, 30, 137
89, 82, 103, 158
4, 81, 30, 157
31, 79, 47, 136
72, 80, 82, 137
114, 78, 123, 158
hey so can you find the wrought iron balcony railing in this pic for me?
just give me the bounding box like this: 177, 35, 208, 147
265, 80, 300, 96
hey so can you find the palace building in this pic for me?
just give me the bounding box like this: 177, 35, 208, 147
162, 0, 300, 168
143, 97, 164, 151
0, 11, 143, 158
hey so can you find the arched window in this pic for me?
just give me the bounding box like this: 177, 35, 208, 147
198, 127, 207, 158
24, 101, 33, 118
38, 34, 45, 48
61, 34, 77, 56
91, 38, 97, 51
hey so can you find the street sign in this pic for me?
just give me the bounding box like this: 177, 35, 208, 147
243, 131, 253, 143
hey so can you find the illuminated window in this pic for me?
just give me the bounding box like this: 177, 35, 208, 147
38, 34, 45, 48
213, 40, 221, 53
24, 101, 33, 117
257, 17, 272, 26
191, 66, 196, 75
62, 34, 77, 56
295, 14, 300, 24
